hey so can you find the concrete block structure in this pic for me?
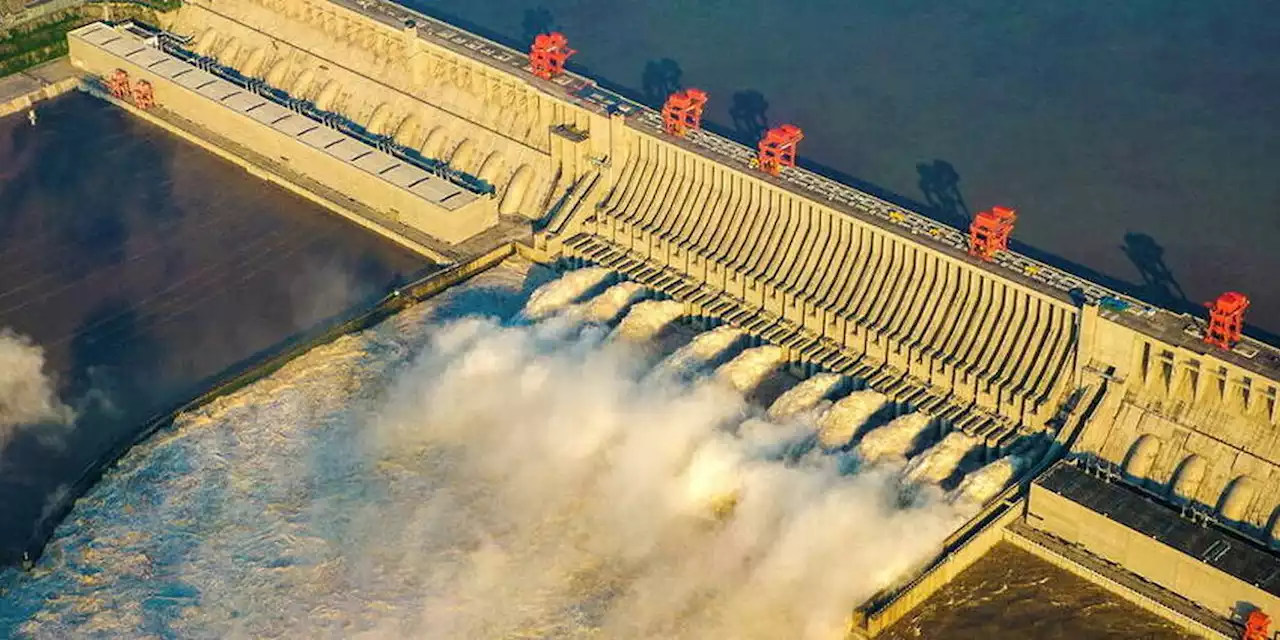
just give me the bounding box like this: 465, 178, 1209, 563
60, 0, 1280, 634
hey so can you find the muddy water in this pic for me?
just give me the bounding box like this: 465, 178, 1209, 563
880, 543, 1198, 640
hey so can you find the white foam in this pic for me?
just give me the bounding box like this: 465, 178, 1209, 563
580, 281, 646, 324
855, 412, 933, 463
816, 390, 888, 449
613, 300, 686, 342
715, 345, 784, 394
768, 373, 843, 422
523, 267, 613, 319
950, 455, 1026, 505
903, 431, 978, 484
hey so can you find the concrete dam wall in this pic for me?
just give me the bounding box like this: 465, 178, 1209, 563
61, 0, 1280, 631
66, 0, 1280, 526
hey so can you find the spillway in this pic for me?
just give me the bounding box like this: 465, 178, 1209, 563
855, 412, 934, 464
579, 281, 646, 324
950, 454, 1025, 505
524, 267, 613, 319
902, 431, 978, 485
816, 390, 889, 450
768, 373, 843, 422
613, 299, 685, 342
714, 345, 785, 395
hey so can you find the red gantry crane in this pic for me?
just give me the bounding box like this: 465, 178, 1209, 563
107, 69, 130, 99
968, 206, 1017, 261
132, 79, 156, 110
756, 124, 803, 176
1204, 291, 1250, 351
528, 32, 576, 80
662, 88, 708, 137
1243, 610, 1270, 640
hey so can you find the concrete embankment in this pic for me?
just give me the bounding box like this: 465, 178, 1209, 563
0, 57, 78, 117
16, 241, 516, 566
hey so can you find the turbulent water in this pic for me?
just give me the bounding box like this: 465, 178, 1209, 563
714, 345, 784, 395
817, 390, 889, 450
0, 264, 1024, 638
767, 373, 842, 422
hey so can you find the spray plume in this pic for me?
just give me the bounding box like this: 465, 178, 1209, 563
902, 431, 978, 485
523, 266, 613, 319
0, 329, 74, 448
768, 373, 842, 422
2, 269, 976, 639
855, 411, 933, 463
816, 390, 887, 450
613, 300, 685, 342
715, 345, 784, 395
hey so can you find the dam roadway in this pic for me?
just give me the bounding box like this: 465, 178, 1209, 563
61, 1, 1280, 635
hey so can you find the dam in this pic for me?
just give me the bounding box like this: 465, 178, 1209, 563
50, 0, 1280, 636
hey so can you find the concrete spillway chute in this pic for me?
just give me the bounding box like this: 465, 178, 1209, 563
366, 103, 393, 135
1121, 434, 1162, 482
291, 68, 316, 98
265, 58, 290, 87
314, 80, 341, 111
1168, 454, 1206, 502
501, 164, 535, 216
420, 126, 449, 160
241, 48, 268, 78
450, 138, 479, 174
1218, 475, 1258, 523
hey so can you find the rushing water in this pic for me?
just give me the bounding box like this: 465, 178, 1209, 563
0, 264, 1033, 638
0, 93, 430, 563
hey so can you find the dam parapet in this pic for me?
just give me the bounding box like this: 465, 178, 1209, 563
60, 0, 1280, 634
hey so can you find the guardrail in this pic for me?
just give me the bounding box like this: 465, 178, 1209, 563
143, 26, 496, 197
14, 241, 516, 567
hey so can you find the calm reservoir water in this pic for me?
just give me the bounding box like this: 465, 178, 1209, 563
414, 0, 1280, 336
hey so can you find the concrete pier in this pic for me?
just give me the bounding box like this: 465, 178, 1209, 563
0, 58, 79, 117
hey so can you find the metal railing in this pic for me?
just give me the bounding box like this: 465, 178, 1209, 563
141, 26, 496, 197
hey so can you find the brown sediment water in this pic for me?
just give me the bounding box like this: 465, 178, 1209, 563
879, 542, 1198, 640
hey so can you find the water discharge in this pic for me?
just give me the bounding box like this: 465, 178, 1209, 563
715, 345, 784, 395
613, 299, 685, 342
903, 431, 978, 485
650, 325, 745, 381
950, 454, 1027, 505
816, 390, 888, 450
523, 266, 613, 319
0, 266, 978, 639
855, 412, 933, 464
579, 281, 647, 324
768, 373, 843, 422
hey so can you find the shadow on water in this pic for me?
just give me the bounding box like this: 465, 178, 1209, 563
520, 6, 557, 44
641, 58, 683, 106
917, 159, 970, 227
728, 90, 769, 144
1122, 232, 1188, 310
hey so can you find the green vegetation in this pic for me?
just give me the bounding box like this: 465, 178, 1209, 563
0, 1, 176, 77
0, 13, 79, 75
